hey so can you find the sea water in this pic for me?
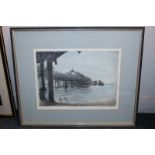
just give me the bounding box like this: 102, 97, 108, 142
53, 84, 117, 104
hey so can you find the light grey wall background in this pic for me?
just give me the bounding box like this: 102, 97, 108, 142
2, 26, 155, 113
138, 26, 155, 113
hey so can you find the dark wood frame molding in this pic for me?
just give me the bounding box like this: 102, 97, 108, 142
0, 27, 16, 117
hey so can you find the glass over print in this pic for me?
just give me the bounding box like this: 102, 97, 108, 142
11, 27, 144, 126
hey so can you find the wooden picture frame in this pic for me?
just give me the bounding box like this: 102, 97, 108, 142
11, 27, 144, 127
0, 27, 15, 116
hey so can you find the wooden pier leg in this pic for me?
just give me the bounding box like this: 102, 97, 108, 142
47, 58, 55, 103
40, 56, 45, 90
40, 55, 45, 100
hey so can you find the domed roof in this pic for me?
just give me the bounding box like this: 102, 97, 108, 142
65, 69, 91, 81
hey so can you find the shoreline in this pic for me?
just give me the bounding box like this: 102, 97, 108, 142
39, 99, 116, 107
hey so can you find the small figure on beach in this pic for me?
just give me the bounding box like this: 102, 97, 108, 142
59, 96, 68, 103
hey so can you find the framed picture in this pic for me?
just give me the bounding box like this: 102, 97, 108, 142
0, 27, 15, 116
11, 27, 144, 127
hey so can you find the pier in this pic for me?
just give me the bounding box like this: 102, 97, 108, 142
37, 51, 104, 104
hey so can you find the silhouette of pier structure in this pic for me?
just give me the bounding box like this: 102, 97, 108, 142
53, 69, 92, 90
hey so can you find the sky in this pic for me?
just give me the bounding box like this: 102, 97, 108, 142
52, 50, 120, 84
